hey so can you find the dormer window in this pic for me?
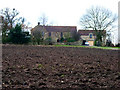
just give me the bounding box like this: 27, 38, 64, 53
89, 33, 93, 38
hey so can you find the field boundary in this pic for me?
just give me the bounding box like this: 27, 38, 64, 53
2, 44, 120, 50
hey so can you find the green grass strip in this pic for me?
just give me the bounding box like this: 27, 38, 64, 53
54, 44, 120, 50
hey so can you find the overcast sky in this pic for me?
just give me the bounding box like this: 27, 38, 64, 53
0, 0, 119, 29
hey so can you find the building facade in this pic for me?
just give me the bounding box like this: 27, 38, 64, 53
78, 30, 96, 46
31, 24, 101, 46
31, 24, 77, 42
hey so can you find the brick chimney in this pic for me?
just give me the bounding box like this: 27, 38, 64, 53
38, 22, 40, 25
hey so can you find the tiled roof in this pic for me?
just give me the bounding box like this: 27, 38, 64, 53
78, 30, 96, 36
31, 25, 77, 32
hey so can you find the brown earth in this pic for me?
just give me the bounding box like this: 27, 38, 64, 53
2, 45, 120, 89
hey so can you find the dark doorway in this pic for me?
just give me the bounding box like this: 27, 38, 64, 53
57, 39, 59, 42
82, 40, 86, 45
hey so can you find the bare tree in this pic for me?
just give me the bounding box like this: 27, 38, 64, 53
32, 30, 43, 45
1, 8, 23, 29
1, 8, 24, 43
72, 31, 80, 41
80, 6, 117, 46
39, 14, 48, 26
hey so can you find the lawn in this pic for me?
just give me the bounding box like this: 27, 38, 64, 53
54, 44, 120, 50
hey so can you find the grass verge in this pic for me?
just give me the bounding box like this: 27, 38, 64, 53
54, 44, 120, 50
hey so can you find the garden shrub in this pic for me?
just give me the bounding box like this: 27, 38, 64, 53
66, 38, 75, 42
44, 37, 53, 45
60, 37, 64, 42
8, 24, 31, 44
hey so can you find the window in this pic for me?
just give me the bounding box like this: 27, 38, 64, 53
89, 33, 93, 38
42, 32, 44, 36
61, 32, 63, 38
49, 32, 51, 37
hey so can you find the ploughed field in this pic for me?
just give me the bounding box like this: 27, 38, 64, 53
2, 45, 120, 89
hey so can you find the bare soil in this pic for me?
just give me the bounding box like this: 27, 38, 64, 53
2, 45, 120, 89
